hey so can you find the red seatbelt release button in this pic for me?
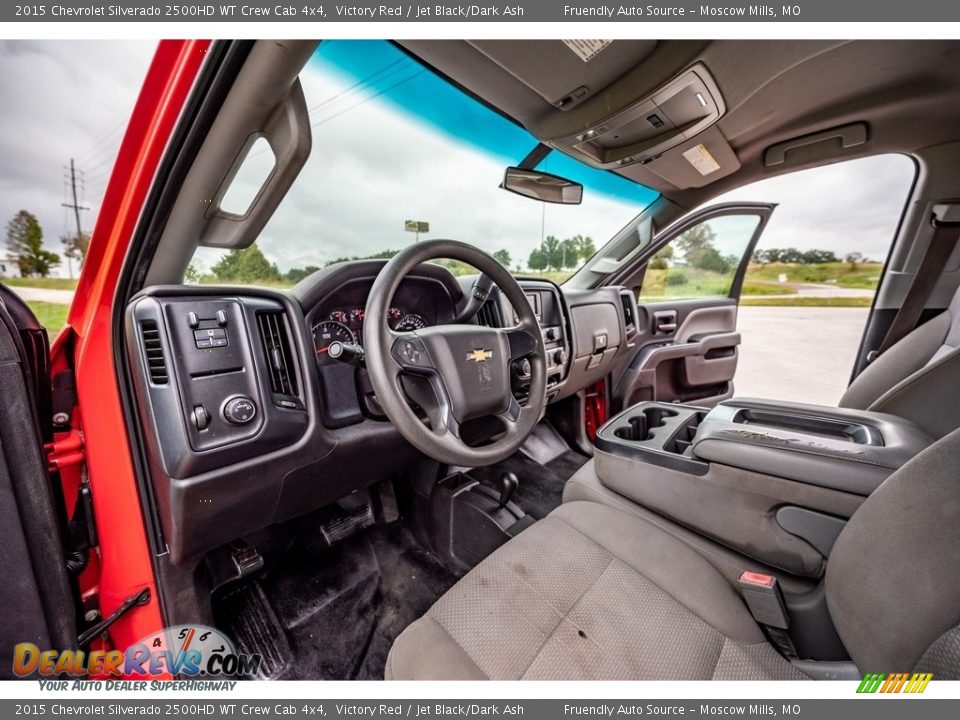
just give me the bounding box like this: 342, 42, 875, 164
738, 571, 789, 629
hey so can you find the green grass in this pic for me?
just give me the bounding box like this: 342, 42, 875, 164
3, 277, 79, 290
26, 301, 69, 332
746, 262, 883, 289
741, 281, 797, 296
741, 296, 873, 308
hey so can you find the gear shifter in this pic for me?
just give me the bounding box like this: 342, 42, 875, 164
498, 472, 519, 509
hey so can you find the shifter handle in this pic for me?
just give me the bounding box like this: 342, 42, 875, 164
498, 472, 519, 508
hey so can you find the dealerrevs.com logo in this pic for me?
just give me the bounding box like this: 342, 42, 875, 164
12, 625, 261, 678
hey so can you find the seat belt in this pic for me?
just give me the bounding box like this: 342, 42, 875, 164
872, 204, 960, 360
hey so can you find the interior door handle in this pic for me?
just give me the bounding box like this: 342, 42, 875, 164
653, 310, 679, 335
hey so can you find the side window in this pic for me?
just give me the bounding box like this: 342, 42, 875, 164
638, 214, 760, 301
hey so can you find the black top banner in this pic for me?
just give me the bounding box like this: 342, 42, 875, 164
6, 0, 960, 22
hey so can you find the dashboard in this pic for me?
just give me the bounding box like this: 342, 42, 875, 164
125, 259, 630, 566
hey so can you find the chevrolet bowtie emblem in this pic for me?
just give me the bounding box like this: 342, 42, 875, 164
466, 348, 493, 363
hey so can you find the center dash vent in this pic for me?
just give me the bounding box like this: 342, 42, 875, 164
477, 300, 502, 328
140, 320, 168, 385
256, 310, 298, 397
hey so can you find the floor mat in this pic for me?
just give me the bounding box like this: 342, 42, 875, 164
469, 449, 589, 520
214, 522, 458, 680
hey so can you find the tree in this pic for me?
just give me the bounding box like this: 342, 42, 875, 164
675, 223, 731, 273
542, 236, 562, 271
650, 245, 674, 270
528, 247, 547, 273
284, 265, 320, 284
5, 210, 60, 277
492, 249, 512, 267
801, 249, 837, 264
184, 260, 204, 284
61, 231, 90, 269
845, 251, 864, 266
573, 235, 596, 262
559, 238, 579, 269
210, 243, 280, 283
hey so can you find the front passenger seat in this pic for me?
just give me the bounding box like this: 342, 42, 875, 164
840, 285, 960, 438
386, 427, 960, 679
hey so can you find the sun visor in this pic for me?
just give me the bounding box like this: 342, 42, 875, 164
467, 40, 658, 110
643, 127, 740, 189
545, 63, 725, 169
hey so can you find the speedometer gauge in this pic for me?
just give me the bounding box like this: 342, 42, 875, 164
395, 313, 428, 331
313, 321, 355, 358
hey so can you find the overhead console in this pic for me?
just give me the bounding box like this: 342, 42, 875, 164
546, 63, 725, 170
593, 398, 933, 578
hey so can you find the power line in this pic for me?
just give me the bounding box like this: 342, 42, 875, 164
310, 70, 426, 131
61, 158, 90, 280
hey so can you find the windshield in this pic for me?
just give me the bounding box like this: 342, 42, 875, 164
191, 40, 660, 286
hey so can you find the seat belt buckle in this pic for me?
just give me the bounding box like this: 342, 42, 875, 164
738, 571, 789, 629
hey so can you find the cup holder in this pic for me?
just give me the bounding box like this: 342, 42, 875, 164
614, 406, 679, 442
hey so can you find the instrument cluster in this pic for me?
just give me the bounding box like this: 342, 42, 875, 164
313, 306, 429, 359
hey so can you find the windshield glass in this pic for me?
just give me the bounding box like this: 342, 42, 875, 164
191, 40, 660, 286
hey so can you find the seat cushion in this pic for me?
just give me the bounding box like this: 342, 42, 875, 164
386, 501, 806, 680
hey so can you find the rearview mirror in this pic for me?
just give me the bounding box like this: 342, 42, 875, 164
502, 167, 583, 205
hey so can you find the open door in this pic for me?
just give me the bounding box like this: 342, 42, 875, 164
0, 286, 78, 678
608, 202, 775, 413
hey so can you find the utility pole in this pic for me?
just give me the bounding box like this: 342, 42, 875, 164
61, 158, 89, 279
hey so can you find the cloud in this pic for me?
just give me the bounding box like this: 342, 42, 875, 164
2, 41, 916, 281
0, 40, 156, 277
713, 154, 915, 262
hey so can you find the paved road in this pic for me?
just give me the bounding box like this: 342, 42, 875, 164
752, 282, 875, 300
735, 306, 870, 406
6, 284, 868, 407
5, 286, 76, 304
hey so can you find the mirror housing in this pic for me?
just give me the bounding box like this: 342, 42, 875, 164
502, 167, 583, 205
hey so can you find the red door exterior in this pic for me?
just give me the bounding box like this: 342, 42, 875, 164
53, 40, 211, 661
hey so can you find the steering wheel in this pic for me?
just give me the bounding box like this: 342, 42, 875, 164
364, 240, 548, 466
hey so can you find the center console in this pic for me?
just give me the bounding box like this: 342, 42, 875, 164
593, 398, 933, 578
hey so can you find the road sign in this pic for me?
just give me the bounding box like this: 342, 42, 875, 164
405, 220, 429, 233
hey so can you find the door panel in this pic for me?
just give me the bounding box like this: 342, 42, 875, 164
0, 286, 77, 677
608, 203, 774, 413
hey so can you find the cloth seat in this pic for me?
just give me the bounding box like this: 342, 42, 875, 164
839, 286, 960, 439
386, 501, 806, 680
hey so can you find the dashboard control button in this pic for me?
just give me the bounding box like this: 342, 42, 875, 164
223, 396, 257, 425
187, 311, 200, 329
191, 404, 210, 430
553, 349, 569, 365
216, 310, 228, 326
194, 327, 228, 349
545, 327, 559, 341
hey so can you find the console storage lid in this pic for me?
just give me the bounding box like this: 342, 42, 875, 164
692, 398, 934, 496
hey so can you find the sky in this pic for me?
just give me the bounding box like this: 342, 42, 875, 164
0, 40, 916, 279
0, 40, 156, 278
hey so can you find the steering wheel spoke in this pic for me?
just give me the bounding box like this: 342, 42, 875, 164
390, 331, 435, 373
504, 323, 540, 361
499, 393, 524, 427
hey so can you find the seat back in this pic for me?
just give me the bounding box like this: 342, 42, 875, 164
826, 427, 960, 676
840, 285, 960, 438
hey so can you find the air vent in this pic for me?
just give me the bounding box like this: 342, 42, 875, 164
620, 290, 636, 332
140, 320, 168, 385
256, 311, 298, 397
477, 300, 502, 328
